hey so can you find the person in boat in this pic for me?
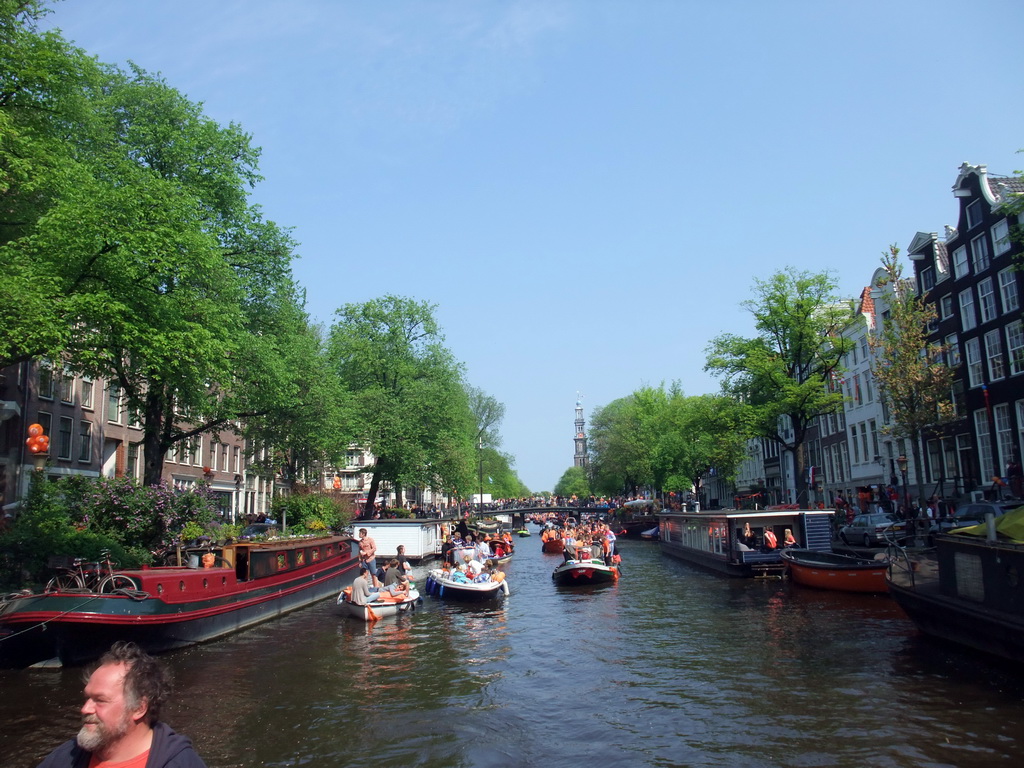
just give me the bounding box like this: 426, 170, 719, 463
762, 527, 778, 551
383, 559, 404, 590
450, 565, 471, 584
37, 641, 207, 768
350, 568, 381, 606
358, 528, 377, 575
783, 528, 798, 548
742, 522, 756, 548
473, 564, 493, 583
735, 528, 753, 552
475, 535, 492, 563
462, 554, 484, 577
382, 570, 411, 598
395, 545, 412, 573
601, 525, 617, 566
440, 534, 455, 566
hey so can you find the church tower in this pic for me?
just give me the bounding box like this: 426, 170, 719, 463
573, 394, 588, 467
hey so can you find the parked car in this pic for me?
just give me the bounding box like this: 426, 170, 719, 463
839, 513, 907, 547
930, 500, 1023, 535
240, 522, 277, 539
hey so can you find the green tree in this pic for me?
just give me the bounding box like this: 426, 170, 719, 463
587, 395, 656, 495
553, 465, 591, 498
868, 246, 957, 504
328, 295, 474, 512
705, 268, 853, 505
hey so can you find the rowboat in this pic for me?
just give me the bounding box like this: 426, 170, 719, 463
779, 548, 888, 593
541, 537, 565, 554
0, 536, 359, 668
337, 587, 421, 621
423, 569, 509, 601
551, 558, 620, 587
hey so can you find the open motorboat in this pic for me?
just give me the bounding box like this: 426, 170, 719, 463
337, 586, 421, 621
423, 568, 509, 601
779, 548, 889, 593
552, 557, 620, 587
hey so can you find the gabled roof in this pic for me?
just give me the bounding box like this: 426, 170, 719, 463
952, 162, 1024, 208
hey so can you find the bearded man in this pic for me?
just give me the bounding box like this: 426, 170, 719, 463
37, 641, 206, 767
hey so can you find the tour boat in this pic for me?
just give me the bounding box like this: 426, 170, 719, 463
887, 508, 1024, 663
551, 557, 620, 586
0, 535, 359, 668
779, 548, 889, 593
423, 569, 509, 601
337, 587, 421, 621
658, 508, 835, 578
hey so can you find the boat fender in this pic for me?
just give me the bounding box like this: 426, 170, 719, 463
501, 580, 510, 596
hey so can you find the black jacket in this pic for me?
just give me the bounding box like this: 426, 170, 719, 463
37, 721, 207, 768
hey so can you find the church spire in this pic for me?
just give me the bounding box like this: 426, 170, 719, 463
573, 393, 588, 467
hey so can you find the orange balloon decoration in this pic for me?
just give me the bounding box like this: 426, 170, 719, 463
38, 435, 49, 449
28, 423, 43, 437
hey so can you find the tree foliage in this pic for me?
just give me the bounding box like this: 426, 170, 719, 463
553, 465, 591, 498
328, 296, 474, 511
868, 246, 957, 497
705, 268, 853, 503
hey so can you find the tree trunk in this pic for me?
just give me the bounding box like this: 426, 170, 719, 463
364, 469, 382, 516
142, 388, 168, 487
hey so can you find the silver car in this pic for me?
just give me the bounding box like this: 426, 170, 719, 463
839, 513, 907, 547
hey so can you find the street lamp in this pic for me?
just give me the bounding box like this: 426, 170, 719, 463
477, 436, 484, 518
896, 455, 910, 519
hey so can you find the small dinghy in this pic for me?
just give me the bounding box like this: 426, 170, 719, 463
423, 569, 509, 601
780, 549, 889, 593
552, 557, 620, 587
337, 587, 421, 621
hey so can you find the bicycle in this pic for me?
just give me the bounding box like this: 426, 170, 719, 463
45, 550, 136, 594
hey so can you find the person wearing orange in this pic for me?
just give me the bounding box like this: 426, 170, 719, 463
783, 528, 798, 547
763, 527, 778, 550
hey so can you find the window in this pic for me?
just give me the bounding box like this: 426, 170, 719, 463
998, 268, 1019, 314
869, 419, 879, 459
37, 411, 52, 439
985, 330, 1005, 380
860, 424, 870, 463
850, 424, 860, 464
971, 234, 991, 273
38, 364, 54, 400
994, 403, 1013, 471
966, 199, 983, 229
940, 294, 954, 319
974, 410, 995, 481
992, 219, 1011, 255
81, 379, 93, 409
864, 375, 873, 403
959, 290, 977, 331
126, 443, 140, 480
964, 337, 983, 387
107, 385, 122, 424
936, 248, 950, 278
1007, 320, 1024, 375
78, 421, 92, 462
59, 369, 73, 403
953, 246, 969, 279
921, 267, 935, 292
946, 334, 961, 366
58, 416, 73, 460
978, 278, 997, 323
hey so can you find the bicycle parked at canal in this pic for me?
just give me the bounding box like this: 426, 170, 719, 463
44, 550, 136, 594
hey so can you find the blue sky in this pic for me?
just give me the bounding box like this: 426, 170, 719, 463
42, 1, 1024, 493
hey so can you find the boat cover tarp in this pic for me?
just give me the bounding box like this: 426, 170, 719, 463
951, 504, 1024, 542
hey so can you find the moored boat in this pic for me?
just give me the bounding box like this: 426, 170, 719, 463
551, 557, 620, 586
658, 508, 834, 578
0, 535, 358, 668
423, 569, 509, 601
337, 587, 421, 621
780, 548, 889, 593
887, 506, 1024, 663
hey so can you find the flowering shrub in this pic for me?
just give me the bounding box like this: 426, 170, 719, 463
271, 490, 349, 534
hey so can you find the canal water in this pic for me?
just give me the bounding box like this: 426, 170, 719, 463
3, 533, 1024, 767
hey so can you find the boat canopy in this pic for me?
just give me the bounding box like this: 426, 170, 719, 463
950, 504, 1024, 542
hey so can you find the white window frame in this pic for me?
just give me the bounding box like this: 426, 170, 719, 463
945, 334, 960, 366
964, 337, 983, 388
992, 219, 1011, 256
953, 246, 969, 279
994, 403, 1013, 473
974, 410, 995, 482
58, 416, 73, 460
977, 278, 997, 323
998, 267, 1019, 314
971, 233, 991, 273
78, 420, 93, 462
959, 289, 977, 331
1007, 320, 1024, 376
921, 266, 935, 292
81, 378, 94, 410
940, 294, 954, 319
107, 384, 122, 425
966, 200, 983, 229
984, 329, 1005, 381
